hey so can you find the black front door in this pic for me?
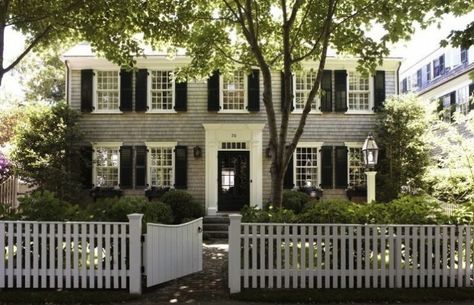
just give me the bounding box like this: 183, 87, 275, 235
218, 151, 250, 211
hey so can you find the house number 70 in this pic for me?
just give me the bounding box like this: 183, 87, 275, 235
231, 133, 237, 138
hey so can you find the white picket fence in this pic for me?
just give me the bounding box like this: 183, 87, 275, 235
0, 215, 143, 294
144, 218, 203, 287
0, 176, 18, 209
228, 215, 474, 293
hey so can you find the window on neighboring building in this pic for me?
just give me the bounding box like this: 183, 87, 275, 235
348, 72, 370, 111
457, 86, 470, 115
148, 146, 174, 187
433, 55, 445, 78
401, 78, 407, 93
221, 71, 246, 111
442, 94, 451, 122
461, 48, 469, 64
426, 63, 431, 82
294, 71, 318, 111
295, 146, 319, 187
150, 70, 174, 111
95, 146, 120, 187
416, 69, 422, 88
348, 147, 366, 187
95, 71, 120, 111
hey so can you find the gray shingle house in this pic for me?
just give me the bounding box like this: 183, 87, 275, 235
63, 44, 400, 215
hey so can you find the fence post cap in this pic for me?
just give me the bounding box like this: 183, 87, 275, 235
229, 214, 242, 220
127, 213, 144, 221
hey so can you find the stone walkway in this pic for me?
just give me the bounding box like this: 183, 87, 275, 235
139, 241, 230, 305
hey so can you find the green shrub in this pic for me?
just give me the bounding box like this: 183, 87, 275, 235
297, 200, 358, 223
142, 201, 174, 224
16, 190, 78, 221
241, 205, 295, 223
355, 202, 390, 224
384, 195, 445, 224
282, 191, 309, 213
160, 190, 203, 223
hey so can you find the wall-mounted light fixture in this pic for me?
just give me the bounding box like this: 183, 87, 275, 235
193, 146, 202, 158
265, 146, 272, 159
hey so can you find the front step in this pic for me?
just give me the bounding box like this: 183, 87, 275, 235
322, 189, 347, 200
203, 215, 230, 240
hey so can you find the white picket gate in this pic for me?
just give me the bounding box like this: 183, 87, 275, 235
228, 215, 474, 293
145, 218, 203, 287
0, 214, 143, 293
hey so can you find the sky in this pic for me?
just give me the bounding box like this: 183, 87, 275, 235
1, 10, 473, 101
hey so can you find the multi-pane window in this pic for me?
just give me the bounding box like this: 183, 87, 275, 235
457, 86, 470, 115
150, 70, 174, 110
433, 55, 445, 78
294, 71, 318, 111
295, 147, 319, 187
442, 94, 451, 122
95, 146, 119, 187
416, 69, 422, 88
426, 63, 431, 82
96, 71, 120, 111
222, 71, 246, 111
149, 147, 174, 187
461, 48, 468, 64
348, 72, 370, 111
348, 147, 366, 187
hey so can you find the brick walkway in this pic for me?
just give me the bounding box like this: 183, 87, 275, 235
140, 241, 230, 305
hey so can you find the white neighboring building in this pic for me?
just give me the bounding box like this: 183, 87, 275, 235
400, 45, 474, 121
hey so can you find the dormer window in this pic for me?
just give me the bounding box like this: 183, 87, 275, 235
95, 71, 120, 111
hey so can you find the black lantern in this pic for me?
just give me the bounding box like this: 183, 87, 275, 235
362, 133, 378, 169
193, 146, 202, 158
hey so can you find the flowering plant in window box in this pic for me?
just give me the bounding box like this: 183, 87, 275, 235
145, 186, 172, 201
297, 182, 323, 200
90, 186, 123, 200
345, 184, 367, 200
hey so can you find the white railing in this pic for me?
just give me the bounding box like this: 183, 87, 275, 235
0, 176, 18, 209
0, 214, 143, 294
228, 215, 474, 293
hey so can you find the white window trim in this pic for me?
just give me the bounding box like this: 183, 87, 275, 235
145, 142, 177, 188
146, 70, 177, 114
292, 72, 322, 114
293, 142, 324, 188
344, 142, 365, 187
345, 71, 374, 114
92, 142, 123, 188
219, 71, 249, 113
92, 70, 122, 114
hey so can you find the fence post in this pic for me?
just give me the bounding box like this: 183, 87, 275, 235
128, 213, 143, 295
229, 214, 242, 293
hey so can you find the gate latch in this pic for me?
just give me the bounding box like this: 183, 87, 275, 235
197, 226, 203, 233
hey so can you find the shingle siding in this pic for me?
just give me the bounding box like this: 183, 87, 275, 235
70, 66, 397, 205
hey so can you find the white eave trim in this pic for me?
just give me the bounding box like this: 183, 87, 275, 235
145, 141, 178, 147
92, 142, 123, 147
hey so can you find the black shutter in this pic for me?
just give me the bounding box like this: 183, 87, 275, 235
320, 70, 332, 112
281, 72, 294, 112
450, 91, 456, 122
120, 69, 133, 112
120, 146, 133, 189
135, 146, 147, 188
79, 146, 93, 189
320, 146, 333, 188
437, 97, 444, 120
174, 81, 188, 111
81, 70, 94, 112
247, 69, 260, 111
283, 154, 294, 189
174, 146, 187, 189
469, 83, 474, 111
135, 69, 148, 112
208, 71, 220, 111
335, 146, 348, 188
373, 71, 386, 112
334, 70, 347, 112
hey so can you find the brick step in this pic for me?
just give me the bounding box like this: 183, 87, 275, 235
203, 223, 229, 231
203, 215, 230, 224
203, 231, 228, 240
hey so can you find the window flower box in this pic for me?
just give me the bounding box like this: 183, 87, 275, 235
298, 185, 323, 200
145, 186, 171, 201
90, 186, 123, 200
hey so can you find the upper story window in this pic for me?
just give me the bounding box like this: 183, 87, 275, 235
94, 145, 120, 187
433, 55, 445, 78
148, 145, 174, 187
416, 69, 422, 88
401, 78, 408, 93
426, 63, 431, 82
295, 146, 320, 188
348, 147, 366, 187
461, 48, 469, 64
220, 71, 247, 111
441, 94, 451, 122
457, 86, 470, 115
294, 71, 318, 111
95, 71, 120, 111
149, 70, 174, 111
348, 72, 371, 111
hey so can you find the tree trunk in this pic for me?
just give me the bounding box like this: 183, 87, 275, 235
270, 160, 284, 207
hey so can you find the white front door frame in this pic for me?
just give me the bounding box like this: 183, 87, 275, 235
203, 123, 265, 215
